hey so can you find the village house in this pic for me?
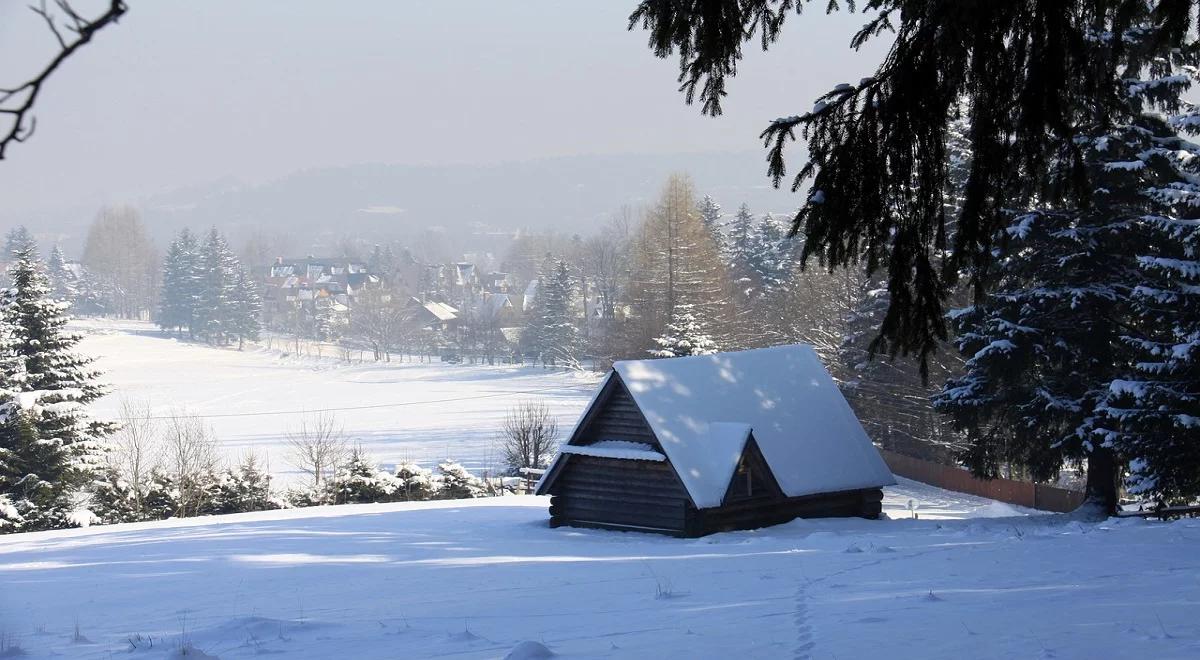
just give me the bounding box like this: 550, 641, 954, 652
262, 256, 379, 327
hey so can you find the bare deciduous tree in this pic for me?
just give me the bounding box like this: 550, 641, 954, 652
500, 400, 559, 473
81, 205, 158, 319
286, 413, 349, 489
160, 412, 220, 517
350, 287, 416, 362
108, 398, 157, 517
0, 0, 127, 160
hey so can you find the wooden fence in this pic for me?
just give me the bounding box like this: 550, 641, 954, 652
879, 449, 1085, 513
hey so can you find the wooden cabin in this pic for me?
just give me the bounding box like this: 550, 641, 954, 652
536, 345, 896, 537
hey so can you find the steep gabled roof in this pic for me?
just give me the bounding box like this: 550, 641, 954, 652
539, 344, 895, 509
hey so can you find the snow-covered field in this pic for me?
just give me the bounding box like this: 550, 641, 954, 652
1, 479, 1196, 659
73, 320, 601, 483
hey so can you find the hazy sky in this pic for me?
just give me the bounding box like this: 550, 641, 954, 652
0, 1, 888, 219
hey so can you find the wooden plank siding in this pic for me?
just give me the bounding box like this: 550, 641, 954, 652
573, 376, 659, 447
692, 488, 884, 536
547, 455, 691, 534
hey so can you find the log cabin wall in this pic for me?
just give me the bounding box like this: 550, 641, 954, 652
547, 455, 691, 534
573, 377, 658, 447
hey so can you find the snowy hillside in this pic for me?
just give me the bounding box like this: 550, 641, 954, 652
1, 479, 1196, 659
74, 320, 600, 483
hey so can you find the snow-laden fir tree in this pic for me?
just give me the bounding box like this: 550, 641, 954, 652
46, 245, 76, 305
725, 203, 757, 300
746, 213, 795, 295
696, 194, 725, 253
525, 257, 581, 366
330, 446, 397, 504
649, 302, 717, 358
1098, 95, 1200, 506
194, 228, 241, 345
158, 228, 202, 337
4, 226, 36, 259
215, 453, 276, 513
436, 460, 484, 499
394, 461, 435, 501
937, 28, 1200, 513
0, 246, 114, 531
228, 267, 262, 350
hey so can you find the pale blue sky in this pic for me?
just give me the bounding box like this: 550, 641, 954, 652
0, 1, 887, 219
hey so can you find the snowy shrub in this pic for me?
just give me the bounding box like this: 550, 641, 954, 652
435, 460, 485, 499
141, 469, 181, 520
283, 481, 334, 508
394, 461, 435, 501
329, 447, 397, 504
0, 494, 23, 532
213, 454, 277, 513
89, 466, 142, 524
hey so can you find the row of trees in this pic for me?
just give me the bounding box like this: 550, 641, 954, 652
159, 227, 262, 348
88, 404, 490, 526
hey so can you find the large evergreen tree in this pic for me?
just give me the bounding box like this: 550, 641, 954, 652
937, 29, 1200, 513
228, 267, 263, 350
526, 258, 581, 366
630, 0, 1200, 367
158, 228, 202, 337
194, 228, 240, 345
0, 246, 114, 530
4, 226, 36, 259
46, 245, 76, 305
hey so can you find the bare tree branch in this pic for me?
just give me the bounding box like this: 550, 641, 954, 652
0, 0, 127, 160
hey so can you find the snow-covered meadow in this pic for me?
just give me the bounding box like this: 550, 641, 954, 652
1, 479, 1197, 659
73, 320, 601, 483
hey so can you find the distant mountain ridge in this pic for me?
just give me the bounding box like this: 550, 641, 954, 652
142, 151, 800, 239
15, 151, 805, 251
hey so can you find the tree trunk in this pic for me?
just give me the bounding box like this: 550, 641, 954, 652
1082, 446, 1119, 517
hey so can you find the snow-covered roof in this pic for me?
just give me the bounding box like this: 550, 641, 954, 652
424, 301, 459, 322
542, 345, 895, 509
560, 440, 665, 462
613, 345, 895, 507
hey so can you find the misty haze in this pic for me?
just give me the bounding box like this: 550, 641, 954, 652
1, 3, 1198, 660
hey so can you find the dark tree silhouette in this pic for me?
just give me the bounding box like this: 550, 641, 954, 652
0, 0, 127, 160
629, 0, 1198, 373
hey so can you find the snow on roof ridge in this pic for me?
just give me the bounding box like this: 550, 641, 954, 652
613, 343, 895, 508
560, 441, 666, 462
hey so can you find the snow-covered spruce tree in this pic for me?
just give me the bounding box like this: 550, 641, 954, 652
0, 247, 114, 530
525, 257, 581, 367
46, 245, 77, 305
436, 460, 484, 499
938, 39, 1200, 514
650, 303, 717, 358
228, 267, 262, 350
89, 465, 140, 524
158, 228, 202, 338
1098, 96, 1200, 506
746, 213, 795, 296
215, 453, 276, 513
330, 446, 397, 504
725, 204, 757, 299
194, 227, 240, 345
696, 194, 725, 253
394, 461, 435, 501
4, 226, 36, 259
